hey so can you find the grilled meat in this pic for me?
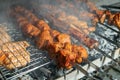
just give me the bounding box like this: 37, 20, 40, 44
15, 14, 41, 37
1, 41, 29, 52
57, 49, 77, 69
50, 30, 60, 41
69, 27, 99, 49
36, 20, 51, 31
47, 42, 64, 58
112, 13, 120, 30
0, 50, 30, 70
0, 41, 30, 70
44, 14, 99, 48
35, 30, 53, 50
57, 33, 71, 44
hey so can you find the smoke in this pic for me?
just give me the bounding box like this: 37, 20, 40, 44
0, 0, 31, 23
30, 0, 88, 19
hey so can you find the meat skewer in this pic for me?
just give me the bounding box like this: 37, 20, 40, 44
12, 13, 41, 38
44, 14, 99, 49
14, 6, 96, 33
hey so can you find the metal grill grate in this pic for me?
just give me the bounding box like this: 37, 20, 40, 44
0, 24, 51, 80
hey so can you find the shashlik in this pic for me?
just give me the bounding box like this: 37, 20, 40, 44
99, 10, 120, 30
13, 6, 99, 49
13, 13, 41, 38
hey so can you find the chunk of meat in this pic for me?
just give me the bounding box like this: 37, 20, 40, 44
50, 30, 60, 41
15, 15, 41, 37
57, 49, 76, 69
35, 30, 53, 50
63, 42, 72, 52
113, 13, 120, 30
36, 20, 50, 31
48, 42, 63, 59
72, 45, 88, 63
1, 41, 30, 52
57, 33, 71, 44
22, 23, 41, 37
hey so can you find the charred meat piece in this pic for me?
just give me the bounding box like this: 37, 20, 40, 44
63, 42, 72, 52
36, 20, 51, 31
112, 13, 120, 30
22, 23, 41, 38
72, 45, 88, 63
57, 33, 71, 44
35, 30, 53, 50
47, 42, 64, 58
57, 49, 76, 69
50, 30, 60, 41
15, 15, 40, 37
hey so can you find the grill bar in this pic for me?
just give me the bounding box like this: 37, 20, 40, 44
95, 48, 118, 63
2, 57, 48, 75
7, 61, 51, 80
101, 5, 120, 9
93, 32, 119, 47
98, 23, 120, 34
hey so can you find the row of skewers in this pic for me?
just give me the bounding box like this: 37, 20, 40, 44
9, 0, 120, 70
11, 6, 88, 69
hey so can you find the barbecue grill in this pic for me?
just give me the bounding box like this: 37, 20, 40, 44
0, 0, 120, 80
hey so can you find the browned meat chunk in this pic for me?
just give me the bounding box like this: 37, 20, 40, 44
57, 33, 71, 44
36, 20, 50, 31
35, 30, 53, 50
113, 13, 120, 30
57, 49, 76, 69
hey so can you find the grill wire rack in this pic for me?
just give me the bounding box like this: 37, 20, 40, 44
0, 23, 51, 80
